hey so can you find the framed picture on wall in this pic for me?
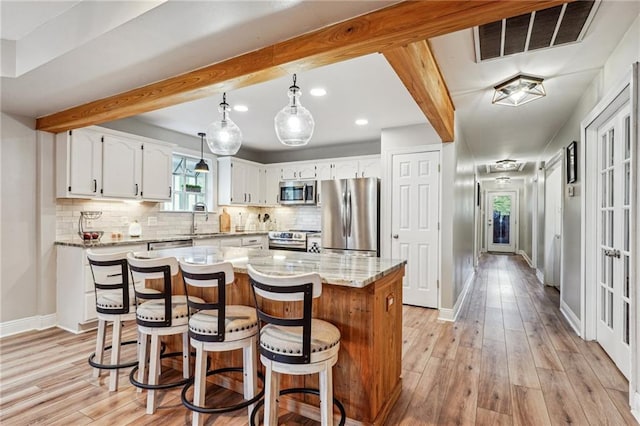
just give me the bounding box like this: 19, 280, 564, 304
566, 141, 577, 183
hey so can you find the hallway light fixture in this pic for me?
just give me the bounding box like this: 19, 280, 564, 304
496, 176, 511, 184
206, 92, 242, 156
274, 74, 315, 146
495, 159, 517, 170
194, 132, 209, 173
492, 74, 545, 107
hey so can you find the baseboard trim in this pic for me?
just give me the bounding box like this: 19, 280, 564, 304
559, 300, 581, 337
632, 391, 640, 423
0, 314, 57, 338
536, 269, 544, 284
518, 250, 533, 268
438, 270, 475, 322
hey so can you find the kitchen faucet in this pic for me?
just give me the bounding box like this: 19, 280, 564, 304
191, 202, 208, 234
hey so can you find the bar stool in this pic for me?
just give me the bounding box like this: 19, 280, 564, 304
86, 250, 138, 392
247, 264, 344, 426
126, 253, 203, 414
178, 260, 263, 426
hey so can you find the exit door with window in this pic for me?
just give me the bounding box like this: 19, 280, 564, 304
486, 191, 517, 253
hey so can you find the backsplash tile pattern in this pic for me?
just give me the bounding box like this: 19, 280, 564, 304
55, 199, 322, 240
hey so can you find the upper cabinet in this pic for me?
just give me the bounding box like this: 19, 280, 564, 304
218, 157, 264, 205
56, 126, 174, 201
264, 167, 280, 205
280, 163, 317, 180
141, 143, 173, 201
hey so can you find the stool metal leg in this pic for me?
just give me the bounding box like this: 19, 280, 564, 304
243, 336, 258, 420
192, 344, 207, 426
263, 361, 280, 426
93, 319, 106, 378
108, 319, 122, 391
319, 362, 334, 426
146, 334, 161, 414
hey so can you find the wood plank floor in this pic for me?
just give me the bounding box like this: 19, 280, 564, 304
1, 254, 637, 425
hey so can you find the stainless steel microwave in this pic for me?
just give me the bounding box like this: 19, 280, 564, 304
279, 180, 316, 205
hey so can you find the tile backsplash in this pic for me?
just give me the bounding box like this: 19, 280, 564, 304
55, 199, 321, 240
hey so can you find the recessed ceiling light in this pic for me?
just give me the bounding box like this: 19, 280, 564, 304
309, 88, 327, 97
355, 119, 368, 126
233, 105, 248, 112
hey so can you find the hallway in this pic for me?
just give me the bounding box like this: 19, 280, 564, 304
390, 253, 637, 425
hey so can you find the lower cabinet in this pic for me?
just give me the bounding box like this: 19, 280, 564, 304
57, 244, 145, 333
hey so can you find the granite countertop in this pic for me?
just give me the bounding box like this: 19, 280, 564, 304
55, 231, 270, 248
138, 245, 406, 288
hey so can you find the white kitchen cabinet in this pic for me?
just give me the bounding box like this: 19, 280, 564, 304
280, 163, 317, 180
219, 236, 243, 247
357, 157, 381, 178
141, 143, 173, 201
265, 166, 280, 205
332, 160, 360, 179
193, 238, 220, 247
102, 135, 142, 199
326, 156, 381, 180
241, 235, 266, 249
218, 157, 263, 205
57, 244, 145, 333
56, 128, 103, 198
315, 161, 332, 205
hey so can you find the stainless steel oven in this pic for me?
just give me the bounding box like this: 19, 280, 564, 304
268, 232, 307, 251
279, 181, 316, 205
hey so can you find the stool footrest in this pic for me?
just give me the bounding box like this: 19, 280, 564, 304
181, 367, 265, 414
249, 387, 346, 426
129, 351, 190, 390
88, 339, 138, 370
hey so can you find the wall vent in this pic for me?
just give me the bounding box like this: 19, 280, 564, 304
474, 1, 598, 62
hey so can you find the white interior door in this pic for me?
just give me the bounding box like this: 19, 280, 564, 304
391, 150, 439, 308
544, 165, 562, 287
596, 103, 631, 379
486, 191, 517, 253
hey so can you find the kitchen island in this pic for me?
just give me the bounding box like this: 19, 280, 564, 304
141, 246, 405, 425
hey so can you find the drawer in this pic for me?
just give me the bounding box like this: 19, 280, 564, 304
219, 238, 242, 247
242, 236, 262, 246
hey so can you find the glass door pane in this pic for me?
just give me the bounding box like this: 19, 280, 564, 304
492, 195, 512, 244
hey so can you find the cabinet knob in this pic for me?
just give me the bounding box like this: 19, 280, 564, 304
393, 234, 399, 239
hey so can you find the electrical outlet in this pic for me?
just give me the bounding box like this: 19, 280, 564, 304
121, 216, 129, 226
147, 216, 157, 226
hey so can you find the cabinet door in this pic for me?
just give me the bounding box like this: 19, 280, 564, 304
298, 164, 317, 179
69, 129, 102, 196
219, 237, 242, 247
193, 238, 220, 247
280, 165, 297, 180
245, 163, 260, 204
265, 167, 281, 205
358, 157, 381, 178
102, 135, 142, 198
332, 160, 359, 180
315, 161, 333, 205
231, 160, 247, 204
142, 143, 173, 201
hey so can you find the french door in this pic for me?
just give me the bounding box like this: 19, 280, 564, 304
391, 150, 440, 308
596, 103, 631, 379
486, 191, 517, 253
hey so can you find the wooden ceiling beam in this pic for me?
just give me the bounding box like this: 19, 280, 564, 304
384, 40, 455, 142
36, 1, 569, 136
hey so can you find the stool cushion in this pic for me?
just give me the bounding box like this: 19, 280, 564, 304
189, 305, 258, 340
96, 293, 126, 310
260, 319, 341, 363
136, 295, 203, 326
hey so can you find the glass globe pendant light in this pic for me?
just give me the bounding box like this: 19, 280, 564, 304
194, 132, 209, 173
274, 74, 315, 146
206, 92, 242, 156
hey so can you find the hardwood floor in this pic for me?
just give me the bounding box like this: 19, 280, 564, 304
1, 254, 636, 425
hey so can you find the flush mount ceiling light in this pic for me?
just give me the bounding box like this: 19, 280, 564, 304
496, 176, 511, 184
495, 159, 517, 170
274, 74, 315, 147
310, 87, 327, 97
355, 118, 368, 126
206, 92, 242, 156
492, 74, 546, 107
194, 132, 209, 173
233, 105, 248, 112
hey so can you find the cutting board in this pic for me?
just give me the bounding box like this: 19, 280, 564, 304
219, 208, 231, 233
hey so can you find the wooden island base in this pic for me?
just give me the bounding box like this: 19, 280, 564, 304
160, 266, 404, 425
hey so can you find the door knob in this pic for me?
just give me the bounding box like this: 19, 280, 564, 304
393, 234, 399, 239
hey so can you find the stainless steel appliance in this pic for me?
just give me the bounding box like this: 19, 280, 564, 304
268, 231, 308, 251
279, 181, 316, 205
321, 177, 379, 256
147, 239, 193, 251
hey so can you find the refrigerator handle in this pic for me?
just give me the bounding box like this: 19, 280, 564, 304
342, 191, 347, 237
347, 191, 352, 237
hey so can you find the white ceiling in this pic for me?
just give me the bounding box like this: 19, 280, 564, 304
1, 1, 638, 168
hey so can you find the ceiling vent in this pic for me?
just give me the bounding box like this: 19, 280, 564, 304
474, 1, 598, 62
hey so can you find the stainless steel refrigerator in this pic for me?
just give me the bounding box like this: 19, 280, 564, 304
321, 177, 379, 256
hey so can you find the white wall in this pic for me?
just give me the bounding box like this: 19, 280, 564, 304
1, 113, 38, 323
381, 121, 475, 310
